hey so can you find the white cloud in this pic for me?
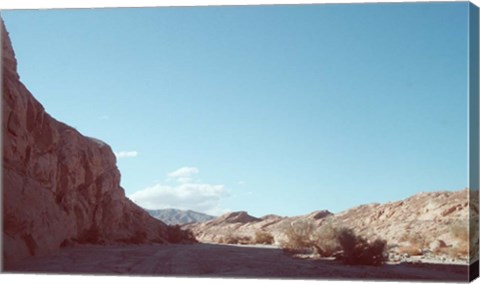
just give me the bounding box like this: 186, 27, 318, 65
114, 151, 138, 158
99, 114, 110, 120
167, 166, 199, 178
129, 166, 228, 215
167, 166, 199, 183
129, 182, 227, 215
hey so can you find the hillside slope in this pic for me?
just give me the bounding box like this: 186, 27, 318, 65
185, 189, 477, 262
147, 208, 215, 225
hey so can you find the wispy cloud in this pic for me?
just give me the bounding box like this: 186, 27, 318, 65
114, 151, 138, 158
167, 166, 199, 183
99, 114, 110, 120
129, 166, 228, 215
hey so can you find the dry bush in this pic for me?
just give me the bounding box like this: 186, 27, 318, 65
397, 245, 423, 256
167, 225, 197, 244
281, 220, 317, 251
224, 234, 252, 244
336, 228, 387, 266
281, 220, 342, 257
449, 221, 470, 259
217, 236, 225, 244
281, 220, 341, 257
313, 221, 341, 257
450, 222, 469, 242
399, 231, 428, 249
281, 221, 387, 263
238, 236, 253, 244
467, 221, 479, 261
437, 245, 468, 259
224, 234, 240, 244
471, 237, 479, 261
255, 230, 274, 244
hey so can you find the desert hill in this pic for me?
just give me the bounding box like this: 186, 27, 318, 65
184, 189, 478, 262
1, 19, 189, 265
146, 208, 215, 225
183, 209, 332, 244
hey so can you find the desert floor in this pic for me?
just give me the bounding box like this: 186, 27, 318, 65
5, 243, 469, 281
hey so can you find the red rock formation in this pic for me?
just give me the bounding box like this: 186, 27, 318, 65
2, 19, 172, 265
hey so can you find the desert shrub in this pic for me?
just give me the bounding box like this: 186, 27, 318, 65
471, 236, 479, 261
238, 236, 253, 244
281, 221, 386, 262
397, 245, 422, 256
281, 220, 342, 257
313, 221, 341, 257
281, 220, 317, 251
167, 225, 197, 244
450, 222, 468, 242
449, 222, 470, 259
255, 230, 274, 244
224, 234, 240, 244
129, 230, 147, 244
436, 246, 468, 259
399, 231, 428, 249
223, 234, 252, 244
336, 228, 387, 266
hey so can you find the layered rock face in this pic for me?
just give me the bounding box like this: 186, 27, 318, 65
332, 189, 474, 245
186, 189, 474, 259
2, 20, 172, 265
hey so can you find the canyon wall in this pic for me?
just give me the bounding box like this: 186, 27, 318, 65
2, 19, 172, 265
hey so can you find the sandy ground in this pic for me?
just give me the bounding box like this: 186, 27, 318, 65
4, 243, 469, 281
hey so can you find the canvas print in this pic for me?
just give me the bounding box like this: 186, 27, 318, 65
1, 1, 479, 282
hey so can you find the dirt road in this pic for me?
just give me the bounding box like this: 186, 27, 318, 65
5, 243, 469, 281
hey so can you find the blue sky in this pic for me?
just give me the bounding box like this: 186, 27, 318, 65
2, 2, 469, 217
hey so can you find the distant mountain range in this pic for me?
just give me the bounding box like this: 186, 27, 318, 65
146, 208, 216, 225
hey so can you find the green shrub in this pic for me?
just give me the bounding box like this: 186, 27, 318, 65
255, 230, 274, 244
336, 228, 387, 266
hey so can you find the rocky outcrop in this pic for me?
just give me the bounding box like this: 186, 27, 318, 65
332, 189, 473, 243
2, 19, 174, 265
216, 211, 261, 224
186, 189, 474, 262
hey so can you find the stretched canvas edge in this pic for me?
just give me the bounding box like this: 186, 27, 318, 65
469, 1, 480, 282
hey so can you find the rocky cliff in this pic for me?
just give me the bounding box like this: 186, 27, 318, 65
2, 19, 173, 265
